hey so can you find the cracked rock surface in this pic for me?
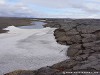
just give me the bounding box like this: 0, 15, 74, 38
5, 19, 100, 75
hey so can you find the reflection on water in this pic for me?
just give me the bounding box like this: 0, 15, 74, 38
18, 21, 46, 29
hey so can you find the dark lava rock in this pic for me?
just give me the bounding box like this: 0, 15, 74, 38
67, 44, 82, 57
66, 29, 79, 35
48, 19, 100, 74
4, 70, 36, 75
35, 67, 58, 75
54, 29, 67, 45
81, 34, 96, 43
77, 25, 100, 34
52, 59, 78, 70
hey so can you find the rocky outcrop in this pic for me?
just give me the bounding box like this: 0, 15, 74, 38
45, 19, 100, 75
4, 70, 36, 75
5, 19, 100, 75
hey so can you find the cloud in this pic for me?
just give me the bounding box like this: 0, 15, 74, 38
20, 0, 100, 18
0, 0, 100, 18
0, 0, 5, 4
0, 0, 41, 17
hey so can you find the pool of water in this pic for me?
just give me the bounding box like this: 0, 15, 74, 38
18, 21, 46, 29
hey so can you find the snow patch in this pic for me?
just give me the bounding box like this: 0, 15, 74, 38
0, 25, 69, 74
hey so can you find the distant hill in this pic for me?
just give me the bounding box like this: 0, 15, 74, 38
0, 17, 33, 29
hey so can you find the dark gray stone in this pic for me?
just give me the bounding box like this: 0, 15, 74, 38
36, 67, 57, 75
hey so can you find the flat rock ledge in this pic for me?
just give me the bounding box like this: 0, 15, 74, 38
5, 19, 100, 75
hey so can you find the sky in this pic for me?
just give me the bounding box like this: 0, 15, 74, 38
0, 0, 100, 18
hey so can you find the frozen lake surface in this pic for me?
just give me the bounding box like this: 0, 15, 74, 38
0, 22, 69, 74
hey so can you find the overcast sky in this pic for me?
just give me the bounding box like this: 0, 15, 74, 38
0, 0, 100, 18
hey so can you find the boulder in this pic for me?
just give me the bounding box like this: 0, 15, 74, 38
52, 60, 78, 70
81, 34, 96, 43
66, 29, 79, 35
67, 44, 82, 57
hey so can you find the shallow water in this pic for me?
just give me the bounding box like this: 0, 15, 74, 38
18, 21, 46, 29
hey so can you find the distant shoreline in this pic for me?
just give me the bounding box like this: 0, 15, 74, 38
0, 17, 33, 29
